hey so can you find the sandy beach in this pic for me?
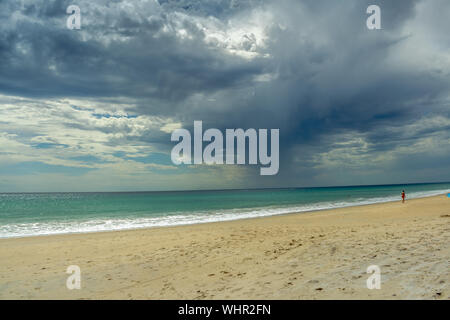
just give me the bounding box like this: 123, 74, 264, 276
0, 194, 449, 300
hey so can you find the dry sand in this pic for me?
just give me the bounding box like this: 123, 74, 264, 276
0, 195, 449, 300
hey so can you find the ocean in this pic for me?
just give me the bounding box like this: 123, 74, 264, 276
0, 182, 449, 238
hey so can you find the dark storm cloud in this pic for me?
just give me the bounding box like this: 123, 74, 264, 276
1, 0, 449, 187
0, 0, 268, 102
158, 0, 267, 18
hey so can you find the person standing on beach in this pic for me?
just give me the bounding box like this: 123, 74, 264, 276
401, 190, 406, 203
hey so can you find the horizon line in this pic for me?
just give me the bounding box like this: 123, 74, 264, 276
1, 180, 449, 194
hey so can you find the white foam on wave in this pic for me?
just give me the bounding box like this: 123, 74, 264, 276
0, 188, 449, 238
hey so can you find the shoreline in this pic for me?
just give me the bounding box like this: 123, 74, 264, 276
1, 190, 449, 240
0, 194, 449, 299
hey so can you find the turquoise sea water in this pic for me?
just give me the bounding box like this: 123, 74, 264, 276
0, 182, 449, 238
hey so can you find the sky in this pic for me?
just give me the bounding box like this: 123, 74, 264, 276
0, 0, 449, 192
